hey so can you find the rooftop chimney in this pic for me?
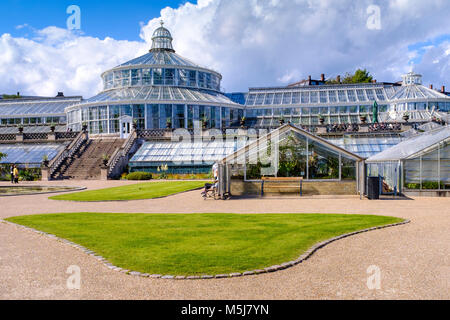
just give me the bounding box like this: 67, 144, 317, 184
430, 84, 433, 89
321, 74, 325, 82
337, 75, 341, 84
308, 75, 312, 85
56, 92, 64, 97
372, 80, 377, 84
441, 86, 445, 93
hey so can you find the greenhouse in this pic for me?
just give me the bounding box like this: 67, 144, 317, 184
243, 72, 450, 127
0, 96, 81, 127
217, 124, 365, 197
129, 139, 246, 174
0, 143, 67, 168
366, 125, 450, 194
65, 22, 242, 135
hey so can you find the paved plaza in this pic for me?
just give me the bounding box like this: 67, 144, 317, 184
0, 180, 449, 299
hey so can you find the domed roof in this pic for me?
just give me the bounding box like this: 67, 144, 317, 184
116, 50, 202, 68
110, 21, 218, 74
150, 21, 174, 53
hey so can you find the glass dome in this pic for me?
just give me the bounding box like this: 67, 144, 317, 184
151, 21, 175, 53
100, 22, 223, 92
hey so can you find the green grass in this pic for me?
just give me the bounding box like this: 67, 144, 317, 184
49, 181, 206, 201
6, 213, 403, 275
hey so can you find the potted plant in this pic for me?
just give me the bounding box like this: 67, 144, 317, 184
132, 119, 138, 130
82, 122, 88, 132
403, 112, 410, 122
50, 123, 56, 132
102, 154, 109, 166
318, 114, 325, 125
360, 113, 367, 124
42, 155, 49, 167
279, 116, 285, 126
202, 117, 209, 129
166, 118, 172, 129
240, 116, 246, 128
18, 125, 24, 133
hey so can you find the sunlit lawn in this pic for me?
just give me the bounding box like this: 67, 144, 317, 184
7, 213, 403, 275
49, 181, 205, 201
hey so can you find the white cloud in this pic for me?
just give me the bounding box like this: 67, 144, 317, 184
139, 0, 450, 91
0, 27, 147, 97
1, 0, 450, 98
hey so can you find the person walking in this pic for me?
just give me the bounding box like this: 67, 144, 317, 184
13, 165, 19, 184
10, 165, 14, 184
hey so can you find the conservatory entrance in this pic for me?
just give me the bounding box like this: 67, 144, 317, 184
119, 115, 132, 139
217, 124, 365, 197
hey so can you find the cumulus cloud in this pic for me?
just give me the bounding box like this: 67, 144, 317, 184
141, 0, 450, 90
1, 0, 450, 97
0, 27, 148, 97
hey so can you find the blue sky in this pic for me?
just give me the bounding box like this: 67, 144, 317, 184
0, 0, 449, 97
0, 0, 191, 40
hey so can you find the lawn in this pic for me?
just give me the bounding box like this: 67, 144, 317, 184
6, 213, 403, 275
49, 181, 206, 201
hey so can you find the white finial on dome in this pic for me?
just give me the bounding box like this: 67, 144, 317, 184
150, 21, 175, 53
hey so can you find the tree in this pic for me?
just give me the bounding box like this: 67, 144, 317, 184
2, 94, 21, 99
343, 69, 373, 84
0, 152, 6, 161
326, 69, 373, 84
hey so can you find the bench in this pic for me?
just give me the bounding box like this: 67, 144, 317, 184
261, 177, 303, 197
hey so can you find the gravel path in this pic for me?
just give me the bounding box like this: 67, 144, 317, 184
0, 180, 448, 299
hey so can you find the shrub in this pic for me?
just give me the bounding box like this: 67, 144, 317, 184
405, 183, 420, 189
126, 172, 152, 180
422, 181, 440, 190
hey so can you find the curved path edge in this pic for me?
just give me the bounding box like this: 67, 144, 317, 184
1, 218, 410, 280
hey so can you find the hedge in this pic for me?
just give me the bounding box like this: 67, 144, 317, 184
126, 172, 152, 180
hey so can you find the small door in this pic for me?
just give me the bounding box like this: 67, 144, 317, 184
120, 116, 132, 139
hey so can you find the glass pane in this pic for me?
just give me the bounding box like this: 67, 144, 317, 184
308, 140, 339, 179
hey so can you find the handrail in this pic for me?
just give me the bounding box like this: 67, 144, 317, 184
48, 131, 87, 177
107, 130, 138, 176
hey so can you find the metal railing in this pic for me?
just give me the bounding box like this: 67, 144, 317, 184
107, 130, 139, 177
48, 131, 88, 178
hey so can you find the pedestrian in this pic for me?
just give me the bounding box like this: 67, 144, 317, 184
10, 165, 14, 184
13, 165, 19, 184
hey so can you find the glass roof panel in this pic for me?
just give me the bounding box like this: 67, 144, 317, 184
0, 143, 67, 165
0, 99, 80, 117
366, 126, 449, 162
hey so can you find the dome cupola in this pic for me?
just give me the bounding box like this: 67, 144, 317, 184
150, 20, 175, 53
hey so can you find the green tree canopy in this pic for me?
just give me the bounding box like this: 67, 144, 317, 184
326, 69, 373, 84
2, 94, 21, 99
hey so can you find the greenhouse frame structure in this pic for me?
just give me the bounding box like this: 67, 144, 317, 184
366, 126, 450, 194
217, 124, 365, 197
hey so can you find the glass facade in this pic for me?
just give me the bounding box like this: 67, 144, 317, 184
366, 126, 450, 192
223, 126, 361, 181
0, 98, 80, 127
404, 140, 449, 190
103, 67, 221, 92
68, 104, 243, 133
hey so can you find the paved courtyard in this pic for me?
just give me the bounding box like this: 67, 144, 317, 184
0, 180, 449, 299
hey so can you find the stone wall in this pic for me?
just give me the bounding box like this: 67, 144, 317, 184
230, 179, 358, 196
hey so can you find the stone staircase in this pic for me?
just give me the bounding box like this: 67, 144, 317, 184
55, 138, 124, 180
